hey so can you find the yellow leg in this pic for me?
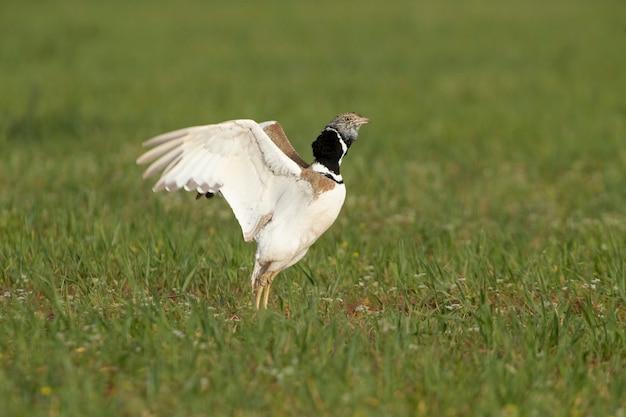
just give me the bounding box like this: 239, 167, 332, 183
252, 268, 278, 309
262, 281, 272, 309
255, 285, 264, 310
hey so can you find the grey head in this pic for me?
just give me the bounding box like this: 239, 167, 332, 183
326, 112, 371, 146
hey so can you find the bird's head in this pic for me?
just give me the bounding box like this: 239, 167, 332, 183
327, 112, 371, 146
311, 112, 370, 176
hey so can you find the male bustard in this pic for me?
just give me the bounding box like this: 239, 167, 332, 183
137, 112, 370, 308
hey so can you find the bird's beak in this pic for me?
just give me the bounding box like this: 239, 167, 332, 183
358, 116, 371, 126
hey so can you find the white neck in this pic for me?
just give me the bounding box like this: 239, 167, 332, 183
311, 162, 344, 184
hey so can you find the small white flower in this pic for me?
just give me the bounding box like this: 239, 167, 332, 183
380, 320, 396, 333
200, 377, 209, 389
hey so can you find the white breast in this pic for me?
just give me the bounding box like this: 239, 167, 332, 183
254, 180, 346, 271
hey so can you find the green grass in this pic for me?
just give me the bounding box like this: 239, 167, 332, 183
1, 0, 626, 415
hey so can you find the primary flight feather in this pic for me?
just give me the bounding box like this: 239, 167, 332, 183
137, 112, 370, 308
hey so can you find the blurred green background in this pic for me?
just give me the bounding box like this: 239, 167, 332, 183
2, 0, 624, 227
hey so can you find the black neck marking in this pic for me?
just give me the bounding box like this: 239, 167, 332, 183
311, 162, 344, 184
322, 172, 344, 184
311, 127, 348, 176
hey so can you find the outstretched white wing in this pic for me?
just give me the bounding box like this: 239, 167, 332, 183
137, 119, 304, 242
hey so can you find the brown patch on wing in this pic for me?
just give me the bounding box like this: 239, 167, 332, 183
263, 122, 309, 168
301, 167, 337, 196
244, 211, 274, 242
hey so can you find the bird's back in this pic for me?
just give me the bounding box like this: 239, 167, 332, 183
260, 121, 309, 168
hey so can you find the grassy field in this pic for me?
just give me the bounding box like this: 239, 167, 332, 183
1, 0, 626, 415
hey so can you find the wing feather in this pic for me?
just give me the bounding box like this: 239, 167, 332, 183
139, 140, 185, 179
141, 126, 198, 147
137, 119, 304, 241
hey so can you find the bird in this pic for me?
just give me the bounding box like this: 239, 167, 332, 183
136, 112, 370, 309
